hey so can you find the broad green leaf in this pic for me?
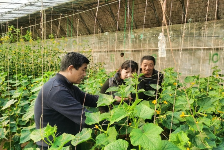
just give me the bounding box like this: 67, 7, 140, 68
22, 102, 34, 121
124, 85, 135, 97
12, 88, 23, 98
130, 123, 163, 150
175, 96, 187, 106
109, 107, 127, 124
143, 90, 155, 97
2, 99, 17, 110
30, 124, 57, 143
85, 111, 100, 125
31, 86, 42, 93
30, 129, 43, 143
186, 116, 203, 131
50, 133, 75, 149
19, 126, 34, 141
184, 76, 194, 83
137, 89, 145, 93
71, 128, 92, 146
170, 131, 189, 146
95, 127, 117, 146
159, 140, 181, 150
104, 139, 129, 150
99, 112, 110, 121
194, 132, 209, 149
134, 103, 154, 120
0, 128, 6, 139
20, 128, 31, 143
107, 127, 117, 142
96, 133, 108, 146
150, 84, 161, 90
198, 117, 210, 126
97, 94, 115, 107
106, 86, 119, 93
198, 97, 216, 113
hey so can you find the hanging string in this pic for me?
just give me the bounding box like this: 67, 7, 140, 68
123, 0, 127, 50
131, 0, 135, 44
40, 0, 44, 148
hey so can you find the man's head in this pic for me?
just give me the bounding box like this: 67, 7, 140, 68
140, 55, 155, 77
60, 52, 89, 84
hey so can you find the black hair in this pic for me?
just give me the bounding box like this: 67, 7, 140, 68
140, 55, 156, 65
119, 60, 138, 73
60, 52, 89, 71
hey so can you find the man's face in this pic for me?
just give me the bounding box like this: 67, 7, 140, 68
71, 63, 87, 84
141, 60, 154, 77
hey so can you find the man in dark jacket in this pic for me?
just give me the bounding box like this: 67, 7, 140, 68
138, 55, 163, 101
34, 52, 98, 149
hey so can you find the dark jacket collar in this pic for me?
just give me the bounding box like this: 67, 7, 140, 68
140, 69, 158, 78
55, 73, 73, 87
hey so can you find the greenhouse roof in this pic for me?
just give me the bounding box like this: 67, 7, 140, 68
0, 0, 74, 23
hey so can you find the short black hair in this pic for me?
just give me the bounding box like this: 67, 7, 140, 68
60, 52, 89, 71
119, 60, 138, 73
141, 55, 156, 65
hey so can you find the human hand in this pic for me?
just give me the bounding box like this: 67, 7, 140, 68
114, 96, 132, 102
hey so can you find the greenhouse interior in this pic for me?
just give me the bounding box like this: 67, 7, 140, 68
0, 0, 224, 149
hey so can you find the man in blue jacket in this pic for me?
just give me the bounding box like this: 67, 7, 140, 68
34, 52, 98, 149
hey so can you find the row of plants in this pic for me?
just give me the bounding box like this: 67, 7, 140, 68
34, 66, 223, 150
0, 27, 104, 149
1, 64, 223, 150
0, 26, 93, 77
0, 62, 108, 150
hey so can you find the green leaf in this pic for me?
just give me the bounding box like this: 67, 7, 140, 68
143, 90, 155, 97
71, 128, 92, 146
95, 127, 118, 146
0, 128, 6, 139
109, 107, 128, 124
104, 139, 129, 150
20, 128, 31, 144
130, 123, 163, 150
186, 116, 203, 131
107, 127, 118, 142
106, 86, 119, 93
30, 124, 57, 143
97, 94, 115, 107
50, 133, 75, 149
159, 140, 181, 150
184, 76, 194, 83
137, 89, 145, 93
96, 133, 108, 146
99, 112, 110, 121
30, 129, 43, 143
198, 97, 216, 113
193, 132, 209, 149
12, 88, 23, 98
31, 86, 42, 93
2, 99, 17, 110
85, 111, 100, 125
170, 131, 189, 147
150, 84, 161, 90
22, 102, 34, 121
134, 103, 154, 120
124, 85, 135, 97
